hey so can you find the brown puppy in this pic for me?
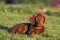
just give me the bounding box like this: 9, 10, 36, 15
9, 13, 48, 35
29, 13, 48, 35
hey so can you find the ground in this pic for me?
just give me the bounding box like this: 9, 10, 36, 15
0, 10, 60, 40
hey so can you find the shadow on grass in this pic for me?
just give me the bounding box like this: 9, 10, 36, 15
0, 25, 9, 31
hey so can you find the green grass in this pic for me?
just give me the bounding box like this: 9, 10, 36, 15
0, 11, 60, 40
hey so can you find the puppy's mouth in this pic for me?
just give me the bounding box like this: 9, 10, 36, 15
35, 21, 38, 26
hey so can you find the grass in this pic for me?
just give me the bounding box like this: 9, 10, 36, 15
0, 11, 60, 40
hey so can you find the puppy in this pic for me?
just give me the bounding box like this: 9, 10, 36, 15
9, 13, 48, 35
29, 13, 48, 35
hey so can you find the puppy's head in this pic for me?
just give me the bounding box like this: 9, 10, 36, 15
29, 13, 48, 26
36, 13, 48, 26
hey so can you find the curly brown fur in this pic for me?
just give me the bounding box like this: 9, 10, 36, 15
9, 23, 33, 35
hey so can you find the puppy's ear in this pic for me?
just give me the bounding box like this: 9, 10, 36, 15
43, 14, 48, 23
29, 14, 37, 25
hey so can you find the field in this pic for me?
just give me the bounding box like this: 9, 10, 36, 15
0, 4, 60, 40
